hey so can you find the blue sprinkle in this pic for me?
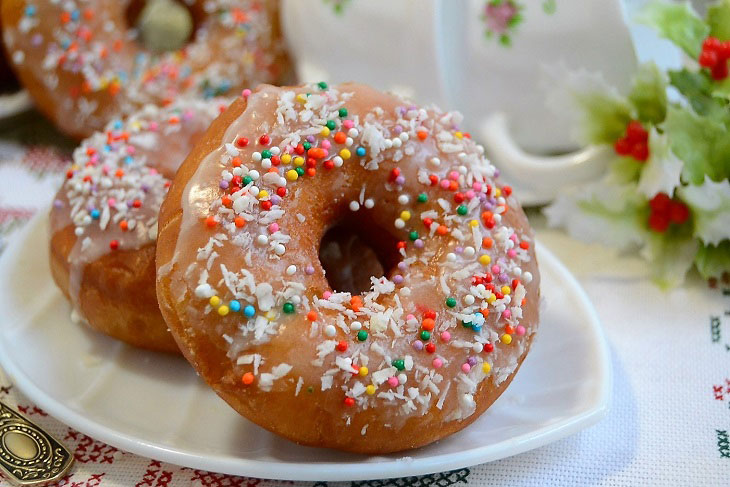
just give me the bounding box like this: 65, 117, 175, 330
71, 9, 80, 21
25, 5, 36, 16
124, 156, 134, 165
113, 120, 123, 130
471, 324, 482, 332
90, 209, 100, 220
229, 300, 241, 313
356, 147, 366, 157
243, 305, 255, 318
61, 39, 71, 49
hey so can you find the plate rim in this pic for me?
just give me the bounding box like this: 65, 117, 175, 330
0, 211, 611, 481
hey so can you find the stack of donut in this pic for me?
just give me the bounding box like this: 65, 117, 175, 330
3, 1, 541, 454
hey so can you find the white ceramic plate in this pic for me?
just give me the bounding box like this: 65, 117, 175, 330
0, 211, 610, 481
0, 90, 32, 119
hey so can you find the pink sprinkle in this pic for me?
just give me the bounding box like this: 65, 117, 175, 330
510, 234, 519, 242
516, 325, 526, 336
268, 223, 279, 233
148, 122, 158, 131
503, 309, 511, 319
321, 140, 331, 149
323, 291, 332, 299
126, 146, 135, 154
491, 265, 501, 274
406, 313, 415, 322
242, 89, 252, 97
387, 377, 399, 387
149, 168, 158, 175
440, 180, 450, 189
461, 363, 471, 373
440, 331, 451, 342
107, 198, 116, 206
432, 358, 443, 368
448, 171, 459, 181
472, 182, 482, 191
507, 249, 517, 258
465, 190, 475, 200
343, 120, 354, 129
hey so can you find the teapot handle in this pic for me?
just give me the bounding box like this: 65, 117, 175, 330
480, 113, 614, 199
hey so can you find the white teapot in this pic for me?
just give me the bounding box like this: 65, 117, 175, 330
281, 0, 638, 203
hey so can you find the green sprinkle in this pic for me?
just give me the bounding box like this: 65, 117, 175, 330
417, 193, 428, 203
295, 167, 305, 176
261, 149, 272, 160
338, 108, 348, 118
326, 120, 336, 130
303, 141, 312, 150
392, 359, 405, 371
283, 302, 295, 314
446, 297, 457, 308
307, 386, 314, 393
420, 330, 431, 341
462, 320, 473, 329
409, 231, 419, 241
317, 81, 328, 90
357, 330, 368, 341
457, 205, 468, 215
243, 176, 252, 185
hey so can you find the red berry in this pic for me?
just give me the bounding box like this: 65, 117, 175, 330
631, 142, 649, 162
719, 41, 730, 60
703, 36, 722, 52
626, 121, 648, 144
649, 192, 671, 213
614, 137, 632, 156
648, 212, 670, 233
669, 201, 690, 224
711, 61, 729, 80
699, 50, 719, 68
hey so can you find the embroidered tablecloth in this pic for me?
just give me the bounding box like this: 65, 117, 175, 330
0, 105, 728, 487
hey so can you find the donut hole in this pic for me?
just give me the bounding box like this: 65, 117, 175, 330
125, 0, 202, 53
319, 221, 401, 295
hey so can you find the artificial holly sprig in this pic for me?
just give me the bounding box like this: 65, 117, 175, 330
546, 0, 730, 288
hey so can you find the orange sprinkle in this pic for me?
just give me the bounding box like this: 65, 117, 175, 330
60, 11, 71, 23
168, 116, 180, 124
521, 298, 527, 306
448, 180, 458, 191
234, 217, 246, 228
115, 169, 124, 178
205, 216, 217, 228
334, 132, 346, 144
119, 221, 128, 231
242, 372, 254, 385
417, 131, 428, 141
306, 168, 316, 177
436, 225, 449, 236
308, 148, 326, 159
232, 157, 242, 167
482, 237, 493, 249
422, 318, 435, 331
306, 311, 318, 321
222, 196, 233, 208
108, 82, 121, 96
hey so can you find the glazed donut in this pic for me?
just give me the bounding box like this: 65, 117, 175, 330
1, 0, 289, 138
156, 83, 540, 452
50, 98, 227, 353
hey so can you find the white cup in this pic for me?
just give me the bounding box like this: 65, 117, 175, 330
282, 0, 639, 204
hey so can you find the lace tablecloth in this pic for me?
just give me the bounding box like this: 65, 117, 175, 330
0, 111, 728, 487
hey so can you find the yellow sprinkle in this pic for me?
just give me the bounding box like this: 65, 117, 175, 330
501, 286, 511, 295
479, 255, 491, 266
366, 384, 376, 395
400, 211, 411, 221
482, 362, 491, 374
454, 131, 463, 139
209, 296, 221, 307
258, 190, 269, 200
469, 219, 479, 227
281, 154, 292, 164
495, 188, 502, 197
286, 169, 299, 181
217, 305, 229, 316
501, 333, 512, 345
293, 156, 304, 166
320, 126, 331, 137
359, 366, 369, 377
296, 93, 307, 103
487, 293, 497, 304
340, 149, 351, 160
265, 311, 276, 321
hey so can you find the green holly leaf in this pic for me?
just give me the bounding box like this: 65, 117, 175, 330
663, 106, 730, 184
628, 63, 668, 124
637, 128, 683, 198
637, 1, 709, 58
574, 90, 633, 145
642, 230, 699, 288
679, 177, 730, 245
707, 0, 730, 40
694, 241, 730, 280
668, 69, 728, 120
